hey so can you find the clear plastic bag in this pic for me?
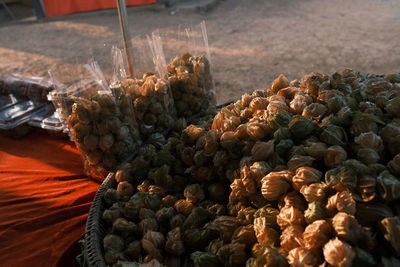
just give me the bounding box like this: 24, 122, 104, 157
111, 44, 177, 137
157, 21, 216, 118
2, 74, 55, 101
62, 61, 141, 182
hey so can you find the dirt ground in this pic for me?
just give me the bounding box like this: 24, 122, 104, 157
1, 0, 400, 104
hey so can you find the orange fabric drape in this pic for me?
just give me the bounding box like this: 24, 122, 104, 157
43, 0, 157, 17
0, 132, 100, 267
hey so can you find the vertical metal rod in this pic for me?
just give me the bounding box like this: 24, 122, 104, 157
116, 0, 135, 78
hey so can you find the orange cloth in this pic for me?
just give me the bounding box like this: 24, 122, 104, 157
0, 132, 100, 267
43, 0, 157, 17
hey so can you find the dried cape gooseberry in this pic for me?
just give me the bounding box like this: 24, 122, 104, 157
323, 238, 355, 267
261, 172, 290, 201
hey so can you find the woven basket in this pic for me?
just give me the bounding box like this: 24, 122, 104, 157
84, 171, 115, 267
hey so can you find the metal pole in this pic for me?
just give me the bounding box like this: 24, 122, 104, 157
116, 0, 135, 78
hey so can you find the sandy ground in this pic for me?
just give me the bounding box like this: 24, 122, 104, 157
1, 0, 400, 104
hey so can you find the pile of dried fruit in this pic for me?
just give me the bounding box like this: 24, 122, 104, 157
101, 69, 400, 266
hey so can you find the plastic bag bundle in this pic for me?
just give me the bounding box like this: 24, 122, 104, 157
62, 61, 141, 182
159, 21, 216, 118
111, 44, 177, 138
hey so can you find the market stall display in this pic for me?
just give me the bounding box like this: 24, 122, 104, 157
87, 69, 400, 266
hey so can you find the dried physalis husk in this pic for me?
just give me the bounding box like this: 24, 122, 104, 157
182, 124, 205, 146
249, 161, 272, 184
323, 238, 355, 267
104, 234, 125, 252
302, 220, 332, 250
352, 247, 376, 267
155, 207, 175, 223
385, 96, 400, 117
104, 188, 120, 206
184, 184, 205, 204
356, 202, 394, 227
253, 221, 280, 246
141, 231, 165, 262
277, 206, 305, 229
320, 125, 347, 146
287, 247, 319, 267
161, 195, 178, 207
237, 206, 257, 226
325, 145, 347, 168
209, 216, 240, 242
190, 251, 221, 267
261, 171, 291, 201
174, 199, 195, 216
324, 166, 357, 192
332, 212, 364, 244
247, 122, 270, 140
269, 74, 289, 94
278, 191, 308, 211
304, 202, 326, 224
280, 224, 304, 254
292, 167, 322, 191
251, 140, 274, 161
252, 245, 288, 267
380, 217, 400, 257
112, 218, 137, 238
302, 102, 328, 121
388, 154, 400, 176
165, 227, 185, 256
304, 141, 328, 160
232, 225, 257, 246
350, 118, 378, 138
377, 171, 400, 201
219, 131, 239, 151
217, 242, 247, 266
342, 159, 369, 175
241, 93, 254, 107
300, 183, 326, 202
183, 207, 211, 230
249, 97, 269, 113
138, 218, 158, 235
326, 191, 356, 216
124, 240, 141, 261
354, 131, 384, 151
290, 94, 311, 115
288, 115, 314, 139
357, 148, 380, 165
287, 155, 315, 171
380, 256, 400, 267
356, 175, 376, 202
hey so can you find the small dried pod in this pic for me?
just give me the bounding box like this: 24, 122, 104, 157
287, 247, 319, 267
138, 218, 159, 235
141, 231, 165, 262
380, 256, 400, 267
304, 141, 328, 160
377, 171, 400, 201
287, 155, 315, 171
288, 115, 314, 139
300, 183, 326, 202
112, 218, 137, 238
320, 125, 347, 146
278, 191, 308, 211
253, 205, 280, 238
280, 224, 304, 254
102, 208, 121, 225
165, 227, 185, 256
302, 220, 332, 250
184, 184, 205, 204
356, 202, 394, 226
385, 96, 400, 117
292, 167, 322, 191
304, 202, 326, 224
325, 145, 347, 168
117, 181, 134, 197
323, 238, 355, 267
216, 242, 248, 266
252, 245, 288, 267
350, 118, 378, 137
124, 240, 141, 261
237, 206, 257, 225
247, 122, 270, 140
354, 132, 384, 151
190, 251, 221, 267
104, 188, 120, 206
388, 154, 400, 176
155, 207, 175, 223
181, 124, 205, 145
261, 172, 291, 201
161, 195, 178, 207
270, 74, 289, 93
232, 224, 257, 246
169, 214, 186, 229
289, 94, 311, 114
103, 234, 125, 252
183, 207, 212, 230
302, 102, 328, 120
249, 161, 272, 184
356, 175, 377, 202
174, 199, 195, 216
220, 131, 239, 150
184, 228, 217, 251
277, 206, 305, 229
249, 97, 269, 113
251, 140, 274, 161
380, 216, 400, 256
324, 166, 357, 192
326, 191, 356, 216
241, 93, 254, 107
253, 222, 280, 246
332, 212, 364, 244
342, 159, 369, 175
209, 216, 240, 242
357, 148, 380, 165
